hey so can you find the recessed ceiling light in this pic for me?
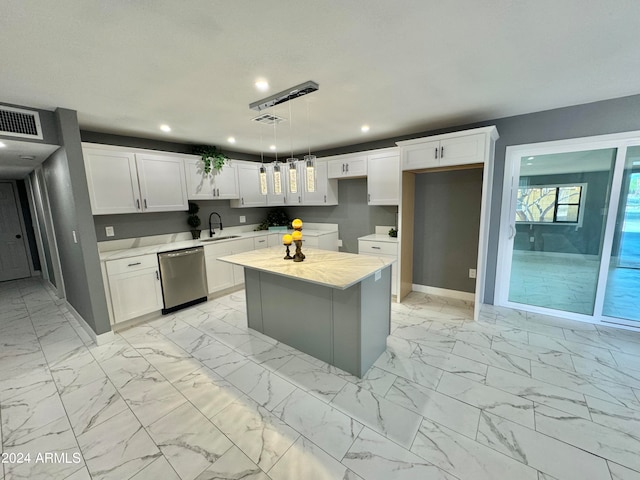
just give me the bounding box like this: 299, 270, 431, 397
0, 142, 5, 148
255, 80, 269, 91
20, 155, 36, 161
160, 124, 171, 132
527, 156, 534, 160
526, 162, 533, 166
361, 125, 370, 133
227, 137, 236, 144
269, 145, 276, 151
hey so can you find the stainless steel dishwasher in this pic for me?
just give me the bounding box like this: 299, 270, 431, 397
158, 246, 208, 314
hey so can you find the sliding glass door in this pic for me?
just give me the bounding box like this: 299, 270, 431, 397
497, 133, 640, 327
602, 146, 640, 322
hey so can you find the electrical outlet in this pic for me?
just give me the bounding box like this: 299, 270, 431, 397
105, 226, 115, 237
529, 236, 535, 242
337, 239, 343, 247
239, 216, 246, 223
469, 268, 477, 279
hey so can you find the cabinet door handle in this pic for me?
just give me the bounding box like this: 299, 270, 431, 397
435, 147, 438, 159
241, 197, 244, 205
216, 188, 220, 197
371, 246, 381, 250
440, 146, 444, 158
144, 199, 148, 209
136, 199, 140, 210
128, 262, 141, 267
324, 195, 327, 203
156, 270, 159, 280
346, 163, 349, 173
298, 195, 301, 203
368, 193, 371, 202
258, 239, 265, 243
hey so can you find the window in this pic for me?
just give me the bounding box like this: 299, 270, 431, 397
516, 183, 586, 225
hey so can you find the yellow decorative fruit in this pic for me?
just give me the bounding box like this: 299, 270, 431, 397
292, 230, 303, 241
292, 218, 303, 229
282, 234, 292, 245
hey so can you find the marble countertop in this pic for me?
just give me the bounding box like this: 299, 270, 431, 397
358, 234, 398, 243
99, 229, 337, 262
218, 246, 394, 290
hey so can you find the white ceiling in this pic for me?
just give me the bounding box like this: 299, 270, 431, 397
0, 139, 59, 179
2, 1, 640, 166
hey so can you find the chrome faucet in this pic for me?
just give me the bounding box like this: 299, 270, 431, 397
209, 212, 223, 237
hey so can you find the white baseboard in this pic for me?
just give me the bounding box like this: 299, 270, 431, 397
411, 284, 475, 302
65, 301, 115, 346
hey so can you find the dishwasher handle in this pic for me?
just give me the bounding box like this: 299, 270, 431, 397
161, 248, 203, 258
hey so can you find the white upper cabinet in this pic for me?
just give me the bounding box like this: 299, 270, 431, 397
230, 162, 267, 208
328, 154, 368, 178
302, 161, 339, 205
439, 134, 487, 167
367, 151, 400, 205
83, 146, 188, 215
266, 163, 287, 205
185, 157, 239, 200
84, 148, 141, 214
135, 153, 189, 212
212, 162, 240, 199
400, 132, 486, 170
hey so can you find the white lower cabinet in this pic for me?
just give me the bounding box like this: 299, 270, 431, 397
204, 237, 255, 294
204, 243, 235, 293
358, 239, 398, 295
106, 254, 163, 323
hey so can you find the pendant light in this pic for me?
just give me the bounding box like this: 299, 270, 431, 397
305, 99, 316, 193
287, 101, 299, 194
271, 106, 282, 195
258, 122, 268, 195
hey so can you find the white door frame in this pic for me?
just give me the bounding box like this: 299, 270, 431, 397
30, 167, 66, 300
495, 130, 640, 328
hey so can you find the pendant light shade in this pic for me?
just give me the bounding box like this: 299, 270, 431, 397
259, 165, 268, 195
287, 158, 298, 193
273, 162, 282, 195
304, 154, 316, 193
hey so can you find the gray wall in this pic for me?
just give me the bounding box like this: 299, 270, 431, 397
80, 130, 261, 162
94, 178, 397, 254
413, 169, 483, 293
42, 109, 111, 335
295, 179, 397, 253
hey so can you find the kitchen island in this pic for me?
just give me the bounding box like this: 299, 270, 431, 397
218, 247, 393, 377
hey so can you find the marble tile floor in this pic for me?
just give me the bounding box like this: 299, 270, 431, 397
2, 278, 640, 479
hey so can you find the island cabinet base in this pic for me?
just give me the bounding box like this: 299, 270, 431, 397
244, 266, 391, 377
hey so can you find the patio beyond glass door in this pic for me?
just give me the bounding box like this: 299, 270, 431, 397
506, 148, 616, 315
602, 146, 640, 322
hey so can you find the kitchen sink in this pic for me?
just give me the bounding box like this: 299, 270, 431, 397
200, 235, 241, 243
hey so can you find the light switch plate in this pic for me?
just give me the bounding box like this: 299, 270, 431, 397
105, 226, 115, 237
239, 216, 246, 223
469, 268, 477, 279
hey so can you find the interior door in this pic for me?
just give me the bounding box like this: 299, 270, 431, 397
0, 182, 31, 282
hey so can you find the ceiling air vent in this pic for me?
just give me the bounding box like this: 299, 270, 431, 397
0, 105, 43, 140
251, 113, 287, 125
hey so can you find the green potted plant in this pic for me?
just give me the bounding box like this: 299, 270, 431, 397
187, 202, 202, 239
192, 145, 229, 174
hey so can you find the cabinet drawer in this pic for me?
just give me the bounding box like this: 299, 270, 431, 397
106, 254, 159, 276
358, 240, 398, 256
254, 236, 269, 249
301, 236, 319, 248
